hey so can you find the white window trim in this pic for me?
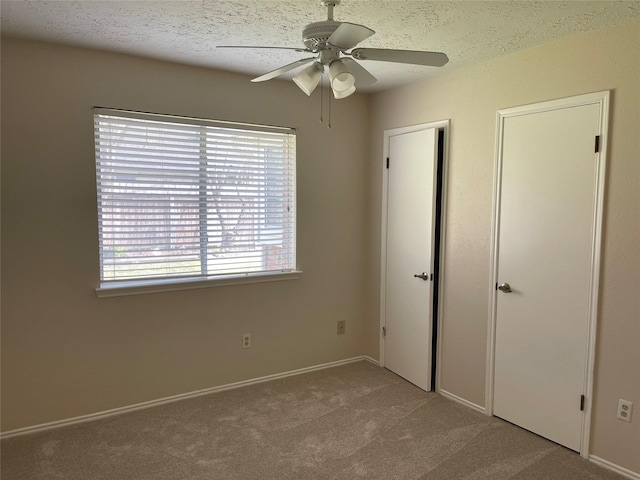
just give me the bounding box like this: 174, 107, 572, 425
96, 270, 304, 298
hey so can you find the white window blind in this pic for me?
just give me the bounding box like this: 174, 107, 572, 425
94, 109, 296, 285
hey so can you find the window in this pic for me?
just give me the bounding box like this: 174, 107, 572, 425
94, 108, 297, 294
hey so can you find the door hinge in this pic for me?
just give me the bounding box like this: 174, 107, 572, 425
594, 135, 601, 153
580, 395, 585, 411
382, 326, 386, 337
386, 157, 390, 169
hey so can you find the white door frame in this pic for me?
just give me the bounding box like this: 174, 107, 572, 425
380, 119, 450, 392
486, 91, 609, 458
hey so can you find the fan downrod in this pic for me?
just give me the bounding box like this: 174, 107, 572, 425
321, 0, 341, 21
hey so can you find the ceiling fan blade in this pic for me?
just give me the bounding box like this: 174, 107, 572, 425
327, 22, 375, 49
341, 58, 377, 87
351, 48, 449, 67
251, 58, 317, 83
217, 46, 310, 53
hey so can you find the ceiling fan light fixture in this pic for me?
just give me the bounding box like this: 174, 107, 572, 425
223, 0, 448, 109
329, 59, 355, 93
293, 62, 324, 95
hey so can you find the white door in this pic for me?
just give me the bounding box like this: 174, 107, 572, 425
384, 127, 438, 391
493, 100, 603, 451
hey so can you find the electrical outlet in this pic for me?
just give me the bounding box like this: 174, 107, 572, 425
337, 320, 346, 335
242, 333, 251, 349
617, 399, 632, 422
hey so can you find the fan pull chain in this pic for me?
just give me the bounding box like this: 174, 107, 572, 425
320, 76, 324, 124
327, 85, 332, 129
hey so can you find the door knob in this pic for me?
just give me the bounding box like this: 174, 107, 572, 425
414, 272, 429, 281
498, 283, 512, 293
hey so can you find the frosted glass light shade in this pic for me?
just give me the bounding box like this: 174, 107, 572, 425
332, 84, 356, 99
293, 63, 323, 96
329, 60, 355, 93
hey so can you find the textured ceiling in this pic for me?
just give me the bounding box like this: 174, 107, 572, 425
2, 0, 639, 92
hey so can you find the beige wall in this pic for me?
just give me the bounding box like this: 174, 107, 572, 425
1, 38, 371, 431
368, 19, 640, 472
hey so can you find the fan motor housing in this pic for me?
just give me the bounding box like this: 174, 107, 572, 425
303, 21, 341, 50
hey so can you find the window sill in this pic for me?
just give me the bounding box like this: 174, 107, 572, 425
95, 271, 303, 298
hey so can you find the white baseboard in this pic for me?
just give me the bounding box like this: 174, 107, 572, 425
439, 389, 487, 414
1, 355, 380, 440
590, 455, 640, 480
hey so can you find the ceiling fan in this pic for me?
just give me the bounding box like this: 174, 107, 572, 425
218, 0, 449, 99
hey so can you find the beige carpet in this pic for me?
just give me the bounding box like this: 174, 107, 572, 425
1, 361, 625, 479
